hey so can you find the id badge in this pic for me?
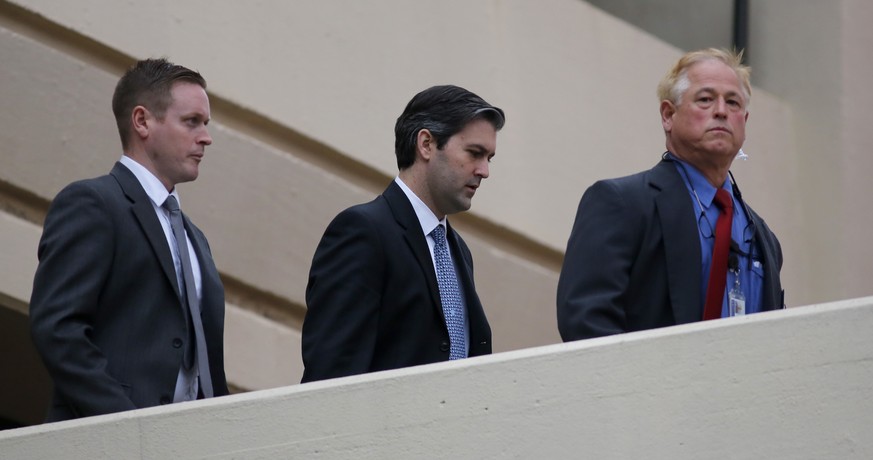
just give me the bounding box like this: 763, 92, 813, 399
729, 270, 745, 316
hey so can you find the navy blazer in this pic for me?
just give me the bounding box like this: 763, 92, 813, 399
301, 181, 492, 382
557, 158, 784, 341
30, 162, 228, 421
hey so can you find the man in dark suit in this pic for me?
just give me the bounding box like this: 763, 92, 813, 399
557, 48, 784, 341
29, 58, 228, 422
301, 85, 505, 382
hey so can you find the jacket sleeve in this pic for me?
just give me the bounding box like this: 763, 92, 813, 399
301, 207, 385, 382
557, 180, 641, 341
29, 182, 137, 417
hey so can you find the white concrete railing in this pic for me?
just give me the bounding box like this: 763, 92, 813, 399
2, 297, 872, 459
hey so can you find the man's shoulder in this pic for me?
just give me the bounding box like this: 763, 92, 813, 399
51, 171, 122, 205
588, 167, 653, 196
322, 195, 395, 237
332, 182, 413, 225
336, 193, 390, 219
575, 162, 682, 220
592, 161, 677, 194
602, 169, 649, 187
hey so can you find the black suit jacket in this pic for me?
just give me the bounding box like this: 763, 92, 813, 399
30, 162, 228, 422
557, 158, 784, 341
301, 181, 491, 382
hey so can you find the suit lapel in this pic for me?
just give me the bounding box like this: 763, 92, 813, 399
651, 160, 703, 324
383, 182, 443, 317
445, 223, 476, 307
445, 224, 472, 285
110, 162, 182, 301
749, 210, 781, 309
182, 214, 222, 311
445, 222, 489, 350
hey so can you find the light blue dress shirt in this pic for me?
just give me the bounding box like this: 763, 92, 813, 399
671, 156, 765, 317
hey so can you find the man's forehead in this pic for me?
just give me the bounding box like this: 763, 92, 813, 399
688, 61, 739, 84
693, 85, 742, 95
687, 63, 746, 98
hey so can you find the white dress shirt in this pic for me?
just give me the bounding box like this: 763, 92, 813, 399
119, 155, 202, 402
394, 177, 470, 354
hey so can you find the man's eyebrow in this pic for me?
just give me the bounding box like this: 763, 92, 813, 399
183, 111, 210, 120
695, 86, 741, 97
466, 143, 492, 153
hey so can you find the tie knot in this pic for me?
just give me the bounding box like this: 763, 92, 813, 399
430, 224, 446, 241
163, 195, 180, 213
713, 188, 733, 212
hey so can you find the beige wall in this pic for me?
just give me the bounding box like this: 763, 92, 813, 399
748, 0, 873, 304
4, 0, 679, 250
2, 296, 872, 458
586, 0, 735, 51
1, 0, 870, 426
840, 0, 873, 298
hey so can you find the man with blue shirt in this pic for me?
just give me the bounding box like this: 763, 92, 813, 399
557, 48, 784, 341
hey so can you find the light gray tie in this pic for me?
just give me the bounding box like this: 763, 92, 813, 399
163, 195, 213, 398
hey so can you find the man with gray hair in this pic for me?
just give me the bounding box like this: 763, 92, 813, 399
557, 48, 784, 341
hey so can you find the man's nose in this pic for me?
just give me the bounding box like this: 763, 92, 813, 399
476, 159, 490, 178
714, 97, 728, 117
200, 127, 213, 145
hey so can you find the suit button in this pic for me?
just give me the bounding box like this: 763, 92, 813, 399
172, 338, 183, 348
160, 396, 171, 405
440, 341, 450, 352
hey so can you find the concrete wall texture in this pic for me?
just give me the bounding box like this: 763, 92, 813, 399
1, 0, 871, 432
2, 296, 872, 458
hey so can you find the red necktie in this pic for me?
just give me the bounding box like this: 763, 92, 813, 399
703, 189, 733, 320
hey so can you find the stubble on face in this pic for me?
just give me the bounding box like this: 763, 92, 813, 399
426, 119, 496, 219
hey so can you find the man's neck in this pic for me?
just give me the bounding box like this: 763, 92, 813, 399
668, 151, 732, 188
398, 169, 444, 220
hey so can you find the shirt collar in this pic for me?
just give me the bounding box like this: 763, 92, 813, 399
119, 155, 179, 208
671, 155, 733, 209
394, 177, 446, 236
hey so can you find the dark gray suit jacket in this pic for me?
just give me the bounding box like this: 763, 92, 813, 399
557, 158, 784, 341
30, 162, 228, 422
301, 181, 491, 382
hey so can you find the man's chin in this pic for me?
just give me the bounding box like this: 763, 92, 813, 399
174, 172, 199, 186
701, 142, 739, 158
184, 167, 200, 182
449, 198, 473, 215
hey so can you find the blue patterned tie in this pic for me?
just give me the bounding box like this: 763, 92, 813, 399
431, 224, 466, 360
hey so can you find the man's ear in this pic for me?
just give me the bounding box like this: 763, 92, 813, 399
131, 105, 150, 139
416, 129, 435, 161
660, 100, 675, 133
